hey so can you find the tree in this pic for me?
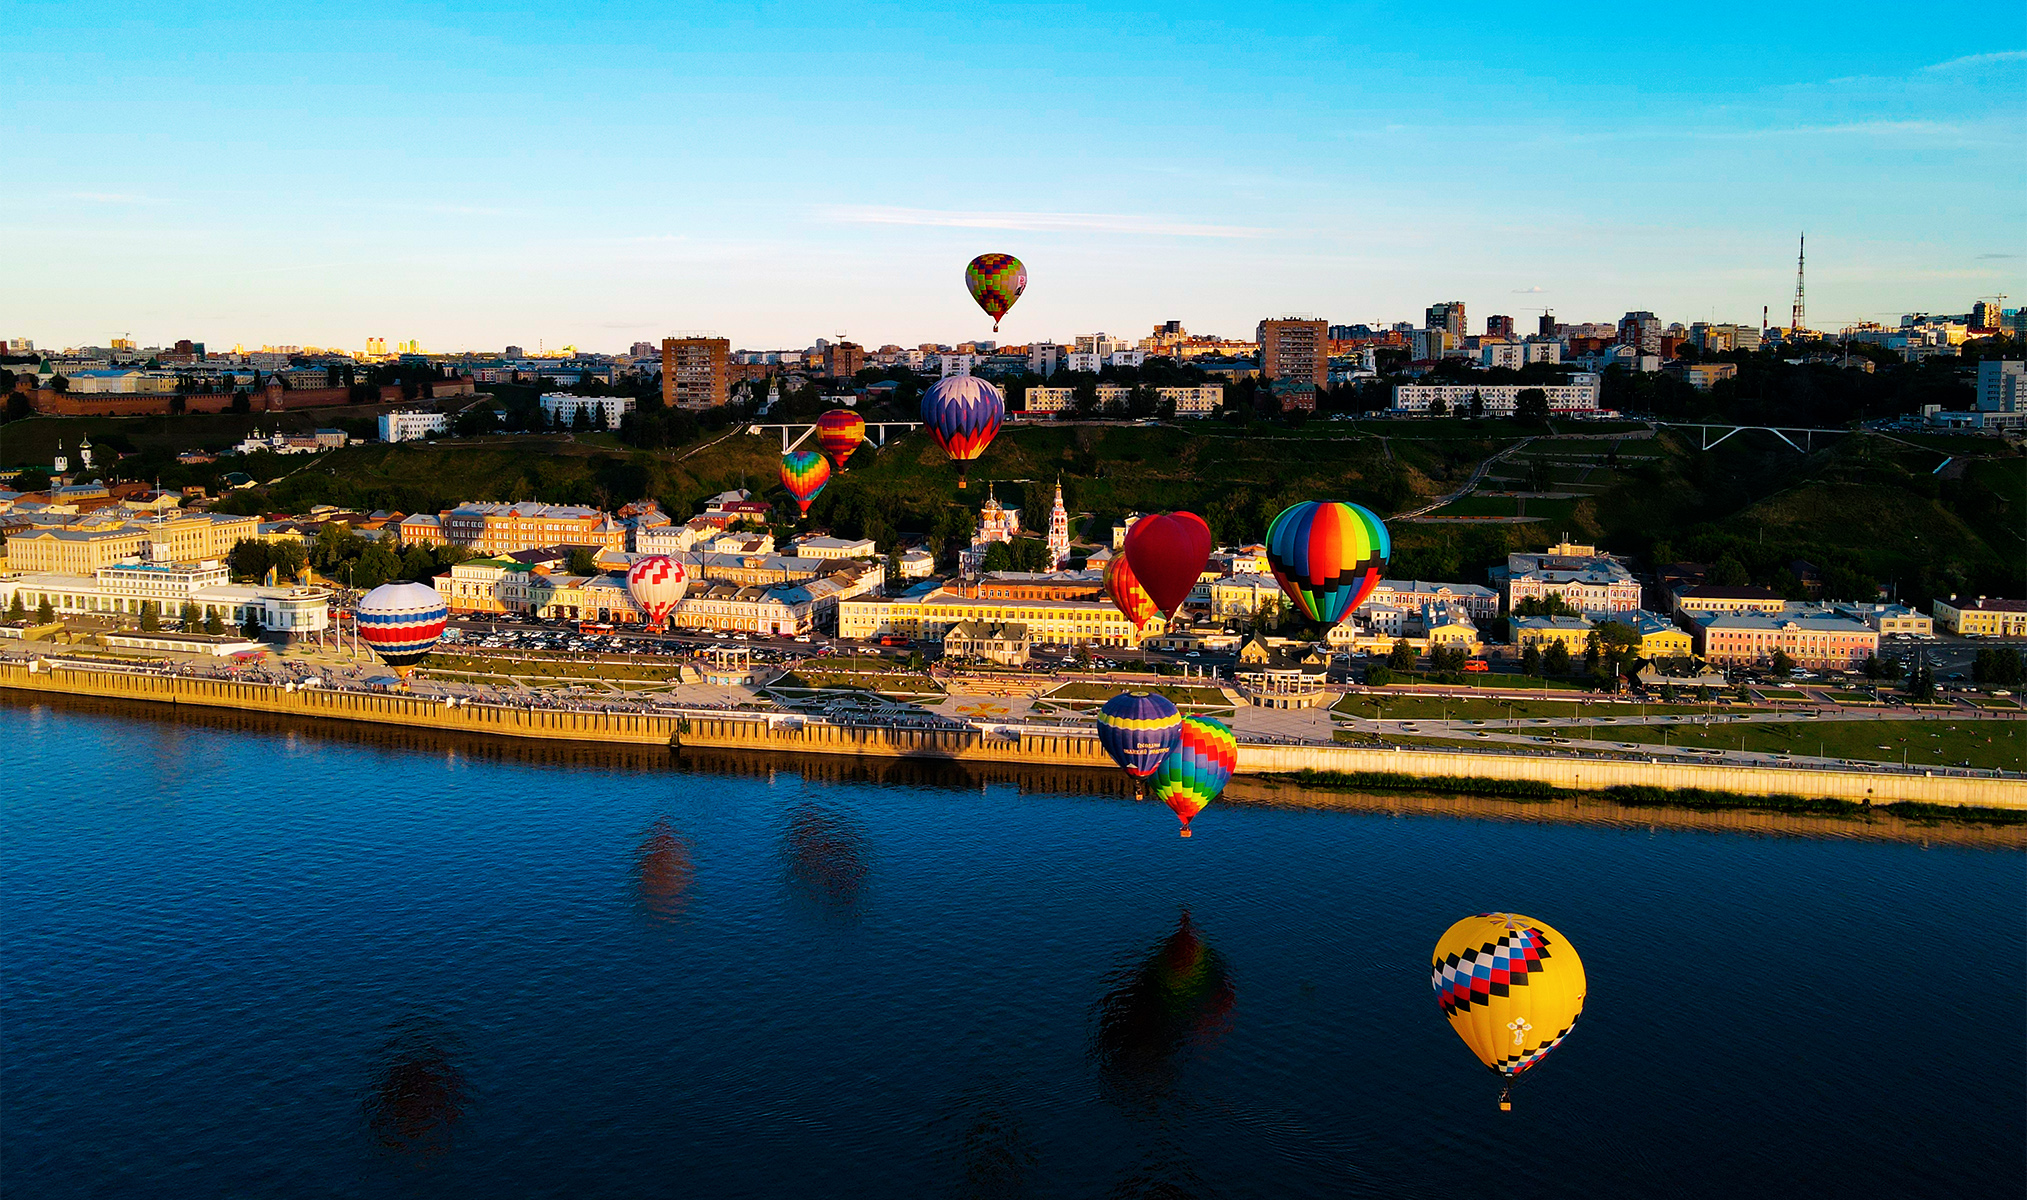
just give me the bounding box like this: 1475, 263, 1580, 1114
140, 601, 160, 632
1544, 639, 1572, 676
566, 546, 602, 575
181, 601, 200, 629
1388, 639, 1416, 669
242, 609, 265, 639
1861, 654, 1883, 681
1366, 664, 1394, 686
1521, 642, 1542, 676
1709, 556, 1750, 588
6, 593, 23, 621
37, 598, 54, 624
1769, 648, 1796, 675
1906, 661, 1937, 703
203, 609, 224, 636
1428, 397, 1449, 417
1515, 388, 1549, 425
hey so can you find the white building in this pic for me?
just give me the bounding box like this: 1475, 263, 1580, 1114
787, 534, 879, 560
1977, 360, 2024, 414
1158, 385, 1222, 416
1028, 343, 1062, 376
1026, 387, 1073, 415
540, 392, 636, 427
378, 411, 448, 442
1391, 373, 1603, 415
0, 559, 331, 635
938, 354, 980, 377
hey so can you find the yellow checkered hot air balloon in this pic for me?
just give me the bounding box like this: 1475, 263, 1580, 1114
1431, 912, 1587, 1110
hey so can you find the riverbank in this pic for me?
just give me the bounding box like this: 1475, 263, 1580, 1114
5, 659, 2023, 810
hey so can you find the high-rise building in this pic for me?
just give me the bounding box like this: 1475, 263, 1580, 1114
1538, 311, 1557, 338
662, 336, 731, 409
1257, 318, 1328, 388
824, 340, 865, 380
1425, 302, 1466, 338
1970, 301, 1997, 330
366, 337, 387, 357
629, 341, 656, 357
1486, 314, 1515, 338
1618, 312, 1661, 355
504, 345, 525, 358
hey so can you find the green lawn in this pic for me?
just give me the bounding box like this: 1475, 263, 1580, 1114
424, 651, 689, 682
1331, 695, 1710, 722
1756, 688, 1810, 700
1048, 681, 1230, 706
779, 670, 941, 692
1602, 719, 2025, 771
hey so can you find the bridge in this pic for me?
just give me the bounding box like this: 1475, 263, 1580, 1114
1655, 422, 1853, 452
748, 422, 923, 453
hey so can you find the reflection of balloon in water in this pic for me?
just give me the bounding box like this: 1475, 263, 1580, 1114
355, 582, 449, 679
919, 375, 1005, 489
782, 802, 870, 913
626, 555, 688, 629
1092, 911, 1236, 1084
780, 450, 832, 516
815, 408, 867, 467
634, 818, 694, 921
1432, 912, 1587, 1110
363, 1023, 471, 1154
1123, 512, 1213, 622
1150, 716, 1236, 837
964, 253, 1028, 332
1103, 553, 1159, 630
1264, 500, 1391, 627
1096, 691, 1182, 780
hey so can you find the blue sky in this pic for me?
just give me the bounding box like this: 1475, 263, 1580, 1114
3, 1, 2020, 352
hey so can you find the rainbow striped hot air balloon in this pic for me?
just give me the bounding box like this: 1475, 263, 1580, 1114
780, 450, 832, 516
920, 375, 1005, 489
964, 253, 1027, 332
1150, 716, 1237, 837
1096, 691, 1182, 781
815, 408, 867, 467
1263, 500, 1391, 628
355, 581, 449, 679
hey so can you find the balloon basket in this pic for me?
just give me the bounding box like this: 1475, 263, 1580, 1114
1499, 1100, 1512, 1112
1179, 828, 1192, 838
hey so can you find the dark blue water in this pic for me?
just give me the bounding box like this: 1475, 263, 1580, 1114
4, 699, 2022, 1198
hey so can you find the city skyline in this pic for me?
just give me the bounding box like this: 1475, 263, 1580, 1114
4, 3, 2021, 349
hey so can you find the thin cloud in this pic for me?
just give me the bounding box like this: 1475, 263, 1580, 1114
1511, 286, 1547, 294
67, 192, 164, 204
817, 205, 1268, 238
1920, 50, 2027, 73
1975, 252, 2020, 260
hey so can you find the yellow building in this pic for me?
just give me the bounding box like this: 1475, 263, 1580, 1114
1512, 615, 1594, 653
839, 588, 1161, 647
144, 513, 260, 564
439, 503, 626, 556
1932, 595, 2027, 638
1626, 611, 1694, 658
3, 526, 152, 573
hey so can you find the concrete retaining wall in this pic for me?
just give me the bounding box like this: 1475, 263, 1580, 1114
5, 661, 2021, 808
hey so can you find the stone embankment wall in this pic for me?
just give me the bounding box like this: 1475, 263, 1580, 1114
5, 662, 2021, 808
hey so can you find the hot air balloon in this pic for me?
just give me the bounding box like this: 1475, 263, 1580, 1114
1095, 691, 1182, 781
919, 375, 1004, 489
1103, 553, 1159, 630
1263, 500, 1390, 628
780, 450, 832, 515
1150, 716, 1236, 837
626, 555, 689, 630
965, 253, 1027, 332
1431, 912, 1587, 1111
1122, 512, 1212, 623
355, 581, 448, 680
815, 408, 868, 467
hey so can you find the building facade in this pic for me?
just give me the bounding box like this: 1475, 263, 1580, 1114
1258, 318, 1328, 389
1932, 595, 2027, 638
662, 337, 730, 409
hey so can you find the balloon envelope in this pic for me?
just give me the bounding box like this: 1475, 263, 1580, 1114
1151, 716, 1237, 834
780, 450, 832, 515
626, 555, 689, 627
815, 408, 867, 466
1123, 512, 1212, 622
1095, 691, 1182, 779
1103, 554, 1159, 630
356, 581, 448, 677
1264, 501, 1390, 628
1431, 912, 1587, 1091
965, 253, 1028, 331
919, 375, 1005, 486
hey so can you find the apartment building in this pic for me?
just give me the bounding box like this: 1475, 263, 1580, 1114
1159, 385, 1222, 416
662, 337, 730, 409
1258, 318, 1328, 388
840, 588, 1160, 646
440, 502, 626, 555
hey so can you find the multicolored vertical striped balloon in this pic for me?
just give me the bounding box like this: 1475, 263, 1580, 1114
1095, 691, 1182, 779
964, 253, 1027, 331
780, 450, 832, 515
815, 408, 867, 467
1150, 716, 1237, 836
919, 375, 1005, 489
1263, 500, 1391, 628
355, 581, 449, 678
1103, 553, 1159, 630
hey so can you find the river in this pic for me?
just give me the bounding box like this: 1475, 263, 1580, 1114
3, 698, 2021, 1198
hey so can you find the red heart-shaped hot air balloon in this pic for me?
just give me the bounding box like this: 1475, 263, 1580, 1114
1123, 512, 1211, 622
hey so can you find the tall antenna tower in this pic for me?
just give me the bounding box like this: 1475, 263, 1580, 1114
1791, 233, 1806, 333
